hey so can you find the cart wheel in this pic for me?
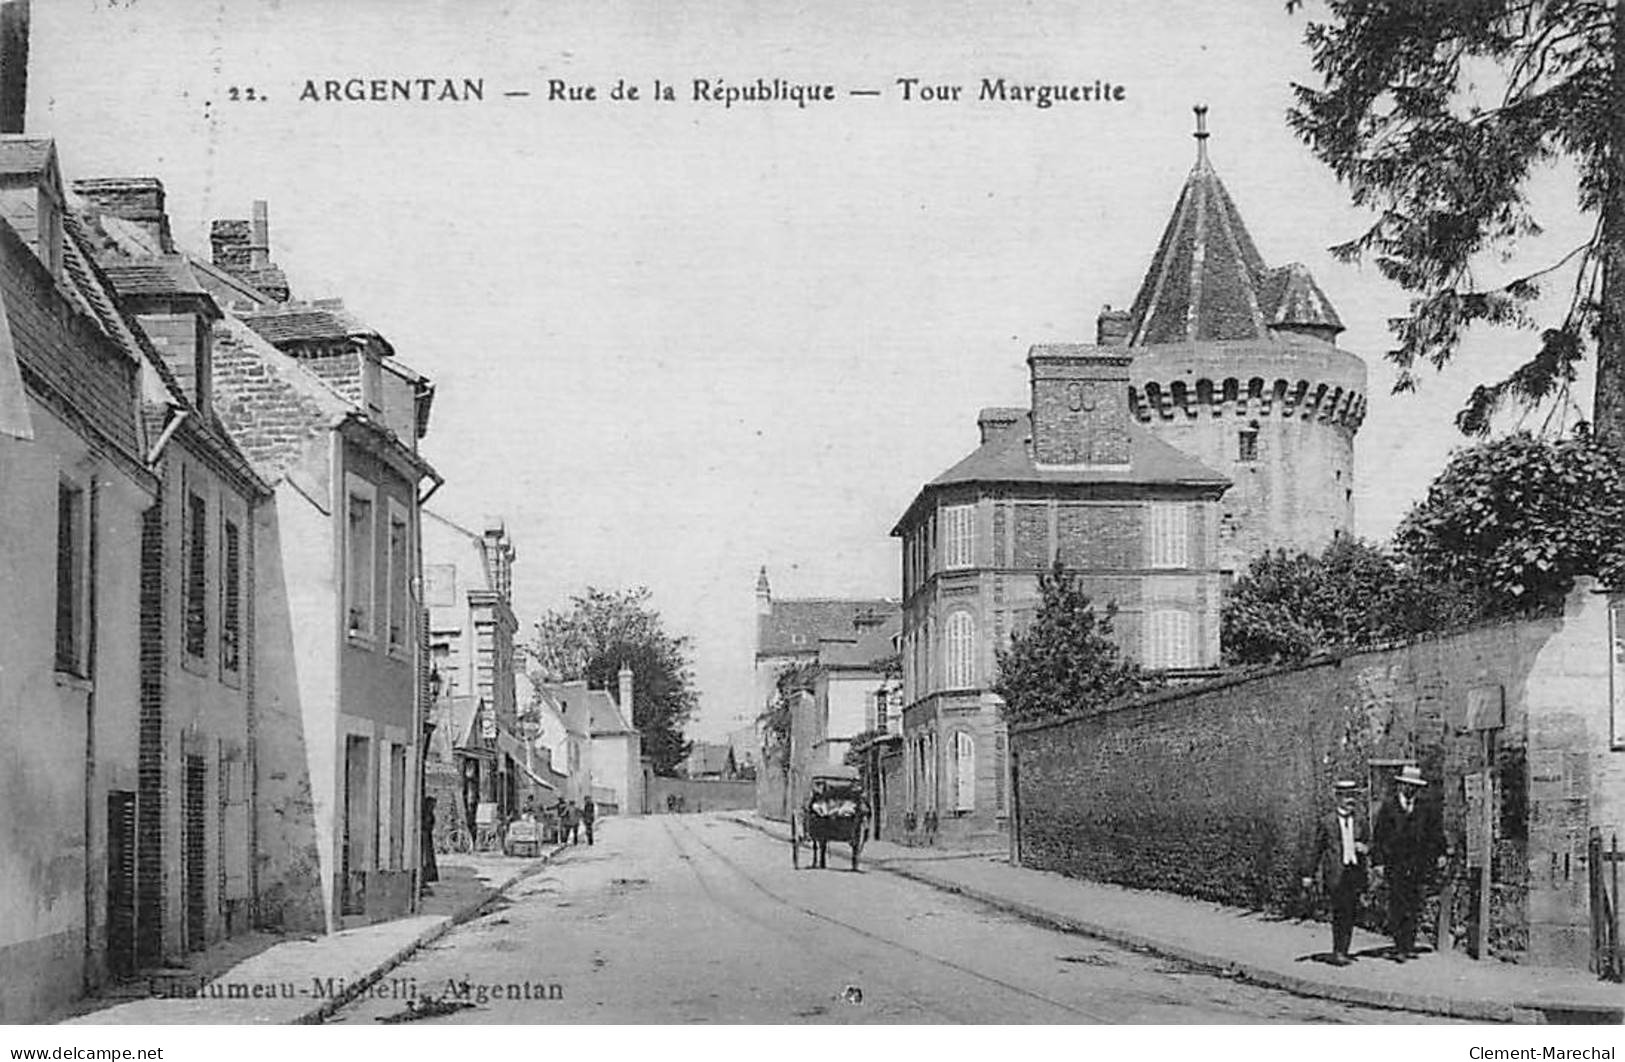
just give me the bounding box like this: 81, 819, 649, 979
791, 817, 800, 869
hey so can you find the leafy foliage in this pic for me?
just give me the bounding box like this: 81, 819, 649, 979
1394, 428, 1625, 614
528, 586, 696, 775
842, 728, 890, 768
992, 561, 1162, 724
1222, 539, 1477, 666
757, 661, 816, 770
1287, 0, 1625, 445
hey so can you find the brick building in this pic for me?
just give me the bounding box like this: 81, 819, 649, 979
891, 116, 1367, 847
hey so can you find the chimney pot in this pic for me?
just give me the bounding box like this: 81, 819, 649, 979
250, 200, 270, 269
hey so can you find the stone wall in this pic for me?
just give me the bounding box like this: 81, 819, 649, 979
1011, 582, 1622, 969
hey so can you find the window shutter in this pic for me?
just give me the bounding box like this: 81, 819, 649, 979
955, 731, 975, 811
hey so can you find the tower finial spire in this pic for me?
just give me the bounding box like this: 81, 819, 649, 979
1193, 103, 1209, 165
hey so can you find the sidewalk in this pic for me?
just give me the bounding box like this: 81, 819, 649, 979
727, 812, 1622, 1024
61, 847, 563, 1025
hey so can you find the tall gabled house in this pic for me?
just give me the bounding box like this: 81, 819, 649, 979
0, 138, 157, 1021
73, 176, 273, 969
190, 203, 441, 932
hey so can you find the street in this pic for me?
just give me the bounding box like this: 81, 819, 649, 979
330, 814, 1456, 1024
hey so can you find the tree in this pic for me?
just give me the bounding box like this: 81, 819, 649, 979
1395, 428, 1625, 614
1287, 1, 1625, 447
528, 586, 696, 775
992, 561, 1162, 725
1222, 538, 1477, 666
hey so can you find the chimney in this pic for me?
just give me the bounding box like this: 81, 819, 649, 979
71, 177, 172, 252
211, 203, 290, 302
1027, 345, 1132, 467
210, 218, 252, 271
250, 200, 270, 269
976, 407, 1024, 446
617, 664, 634, 726
1096, 305, 1132, 346
0, 1, 28, 135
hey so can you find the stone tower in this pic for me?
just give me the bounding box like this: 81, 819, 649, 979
1112, 108, 1367, 575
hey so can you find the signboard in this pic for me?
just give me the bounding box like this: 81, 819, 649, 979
1465, 684, 1504, 731
475, 801, 499, 826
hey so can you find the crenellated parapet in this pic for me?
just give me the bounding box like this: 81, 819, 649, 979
1122, 338, 1368, 436
1130, 374, 1366, 431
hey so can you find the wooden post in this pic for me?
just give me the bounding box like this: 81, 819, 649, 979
1477, 729, 1495, 958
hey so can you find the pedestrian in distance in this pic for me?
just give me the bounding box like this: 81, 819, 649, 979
561, 799, 580, 844
1302, 779, 1369, 966
581, 795, 596, 846
1372, 764, 1445, 961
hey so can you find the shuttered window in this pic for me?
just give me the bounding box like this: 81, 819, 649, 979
1146, 608, 1196, 669
1148, 502, 1189, 568
184, 491, 208, 659
942, 504, 975, 570
954, 731, 975, 812
220, 518, 241, 674
945, 611, 976, 690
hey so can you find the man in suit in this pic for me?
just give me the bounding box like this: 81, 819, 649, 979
1373, 764, 1443, 960
1302, 778, 1369, 965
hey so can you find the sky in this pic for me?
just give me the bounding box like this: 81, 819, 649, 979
27, 0, 1594, 739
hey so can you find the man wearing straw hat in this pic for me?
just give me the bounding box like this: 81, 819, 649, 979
1373, 764, 1442, 960
1303, 778, 1369, 965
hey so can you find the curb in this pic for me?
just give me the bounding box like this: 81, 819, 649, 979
293, 846, 566, 1024
723, 813, 1620, 1025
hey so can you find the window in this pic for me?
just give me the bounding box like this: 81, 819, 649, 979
1238, 426, 1259, 462
943, 504, 974, 570
54, 481, 86, 673
873, 688, 888, 732
220, 518, 242, 675
954, 731, 975, 812
1148, 502, 1189, 568
345, 478, 376, 641
386, 501, 409, 653
1146, 608, 1196, 669
184, 490, 207, 659
945, 611, 976, 690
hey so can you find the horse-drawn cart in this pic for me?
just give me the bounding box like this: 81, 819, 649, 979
791, 764, 867, 871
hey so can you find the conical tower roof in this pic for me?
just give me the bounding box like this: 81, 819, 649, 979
1125, 108, 1343, 346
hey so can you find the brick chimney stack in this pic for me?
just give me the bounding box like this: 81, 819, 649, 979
1096, 306, 1132, 346
210, 202, 290, 302
1027, 345, 1132, 467
71, 177, 173, 253
0, 1, 29, 135
976, 407, 1024, 446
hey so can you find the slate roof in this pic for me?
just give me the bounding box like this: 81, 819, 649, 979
1126, 155, 1343, 346
818, 613, 901, 670
100, 257, 212, 300
588, 690, 635, 735
926, 412, 1228, 490
239, 302, 384, 348
758, 598, 898, 659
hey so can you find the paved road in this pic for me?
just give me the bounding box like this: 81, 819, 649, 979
330, 813, 1454, 1024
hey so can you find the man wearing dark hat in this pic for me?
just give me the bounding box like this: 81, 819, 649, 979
1303, 779, 1369, 965
1373, 764, 1443, 960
